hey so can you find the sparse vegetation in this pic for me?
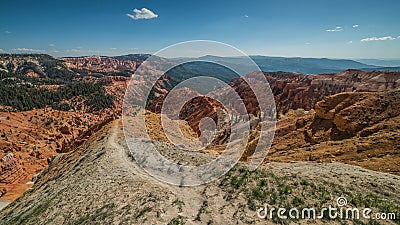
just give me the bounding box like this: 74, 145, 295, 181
194, 200, 209, 221
172, 199, 185, 213
167, 215, 186, 225
220, 165, 400, 224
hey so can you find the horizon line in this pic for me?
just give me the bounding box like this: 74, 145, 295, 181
1, 52, 400, 61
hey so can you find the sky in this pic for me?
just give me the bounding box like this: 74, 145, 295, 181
0, 0, 399, 59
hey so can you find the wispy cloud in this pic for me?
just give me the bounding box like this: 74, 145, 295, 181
348, 41, 353, 44
244, 15, 249, 18
64, 49, 110, 55
48, 43, 55, 47
4, 31, 11, 34
110, 48, 117, 50
11, 48, 45, 52
361, 36, 396, 42
127, 8, 158, 20
87, 50, 102, 54
326, 26, 343, 32
65, 49, 82, 53
0, 49, 4, 52
352, 24, 359, 28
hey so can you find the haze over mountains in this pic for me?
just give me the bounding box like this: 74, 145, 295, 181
3, 53, 399, 77
354, 59, 400, 67
179, 55, 400, 74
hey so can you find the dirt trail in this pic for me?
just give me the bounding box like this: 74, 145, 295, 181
106, 120, 209, 220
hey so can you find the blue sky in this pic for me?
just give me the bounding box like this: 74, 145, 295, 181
0, 0, 399, 58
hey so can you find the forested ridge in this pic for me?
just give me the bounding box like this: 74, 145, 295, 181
0, 70, 114, 112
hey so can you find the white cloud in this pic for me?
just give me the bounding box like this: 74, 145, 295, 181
348, 41, 353, 44
0, 49, 4, 52
65, 49, 82, 53
63, 49, 105, 55
244, 15, 249, 18
11, 48, 45, 52
361, 36, 396, 42
87, 50, 102, 53
305, 42, 311, 45
4, 31, 11, 34
110, 48, 117, 50
64, 49, 108, 55
352, 24, 359, 28
127, 8, 158, 20
48, 43, 55, 47
326, 26, 343, 32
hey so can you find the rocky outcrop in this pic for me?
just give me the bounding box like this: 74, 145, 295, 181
0, 108, 118, 201
179, 96, 224, 136
100, 76, 129, 85
0, 187, 6, 198
62, 56, 141, 74
315, 90, 400, 135
267, 90, 400, 175
145, 70, 400, 154
208, 69, 400, 118
59, 125, 72, 135
0, 54, 74, 79
0, 153, 25, 185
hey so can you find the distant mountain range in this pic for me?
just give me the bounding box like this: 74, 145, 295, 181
2, 53, 399, 78
353, 59, 400, 67
250, 56, 393, 74
177, 55, 400, 75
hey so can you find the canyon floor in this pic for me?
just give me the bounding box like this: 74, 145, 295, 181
1, 119, 399, 225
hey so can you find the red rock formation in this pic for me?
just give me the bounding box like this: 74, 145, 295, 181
146, 69, 400, 150
315, 90, 400, 136
26, 71, 40, 78
0, 187, 6, 198
62, 56, 139, 73
264, 70, 400, 114
179, 96, 224, 136
266, 89, 400, 175
0, 107, 119, 201
0, 153, 25, 185
101, 76, 130, 85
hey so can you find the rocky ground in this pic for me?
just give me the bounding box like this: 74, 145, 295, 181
0, 120, 399, 225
